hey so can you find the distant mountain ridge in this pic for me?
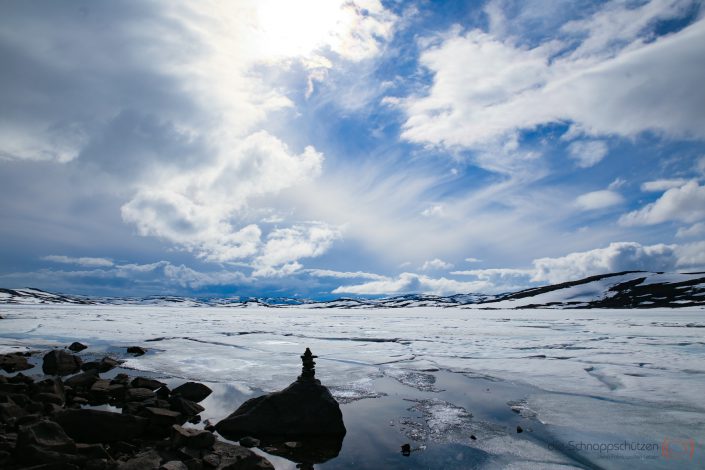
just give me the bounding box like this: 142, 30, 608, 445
1, 271, 704, 308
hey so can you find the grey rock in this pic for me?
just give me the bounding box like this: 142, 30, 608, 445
127, 387, 155, 401
17, 419, 76, 453
161, 461, 188, 470
82, 356, 121, 373
211, 441, 274, 470
118, 449, 161, 470
0, 352, 34, 372
238, 437, 260, 448
76, 442, 111, 459
0, 400, 27, 422
169, 397, 205, 417
131, 377, 165, 390
171, 424, 215, 449
65, 370, 100, 389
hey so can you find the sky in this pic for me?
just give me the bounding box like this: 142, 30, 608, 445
1, 0, 705, 298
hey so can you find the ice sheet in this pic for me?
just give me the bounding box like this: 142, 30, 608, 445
1, 305, 704, 468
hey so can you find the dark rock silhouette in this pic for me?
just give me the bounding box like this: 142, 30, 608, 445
68, 341, 87, 352
215, 348, 346, 465
127, 346, 146, 356
81, 355, 121, 373
0, 356, 275, 469
53, 409, 149, 443
42, 349, 82, 375
172, 381, 212, 403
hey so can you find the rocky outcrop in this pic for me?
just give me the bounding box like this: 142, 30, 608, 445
0, 353, 274, 470
215, 349, 345, 466
216, 349, 345, 440
216, 378, 346, 439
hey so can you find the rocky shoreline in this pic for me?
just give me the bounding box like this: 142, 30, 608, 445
0, 346, 274, 470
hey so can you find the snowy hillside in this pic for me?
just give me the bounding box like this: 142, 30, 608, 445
480, 271, 705, 309
1, 271, 704, 308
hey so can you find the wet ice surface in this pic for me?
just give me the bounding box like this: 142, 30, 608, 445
1, 305, 704, 469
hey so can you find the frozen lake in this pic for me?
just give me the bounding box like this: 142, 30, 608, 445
1, 305, 703, 469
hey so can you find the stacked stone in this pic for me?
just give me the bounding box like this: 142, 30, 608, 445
298, 347, 317, 381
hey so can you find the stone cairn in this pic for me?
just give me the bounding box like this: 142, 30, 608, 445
298, 347, 318, 381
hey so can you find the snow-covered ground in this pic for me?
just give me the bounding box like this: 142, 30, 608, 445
1, 305, 703, 469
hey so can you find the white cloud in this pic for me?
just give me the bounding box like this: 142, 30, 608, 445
568, 140, 608, 168
121, 132, 324, 263
41, 255, 114, 268
306, 269, 388, 281
114, 261, 246, 289
531, 242, 679, 284
619, 180, 705, 226
676, 222, 705, 238
332, 272, 491, 296
559, 0, 698, 60
575, 189, 624, 210
451, 240, 705, 288
464, 257, 482, 263
421, 204, 444, 217
419, 258, 454, 271
675, 240, 705, 268
641, 179, 689, 192
252, 223, 341, 277
608, 178, 626, 191
400, 7, 705, 153
1, 1, 394, 277
697, 156, 705, 174
251, 0, 395, 62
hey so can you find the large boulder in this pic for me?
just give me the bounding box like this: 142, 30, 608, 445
53, 409, 148, 443
216, 378, 345, 440
42, 350, 82, 376
215, 381, 345, 440
171, 382, 212, 403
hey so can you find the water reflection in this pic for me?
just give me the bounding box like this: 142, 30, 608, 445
259, 436, 344, 468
